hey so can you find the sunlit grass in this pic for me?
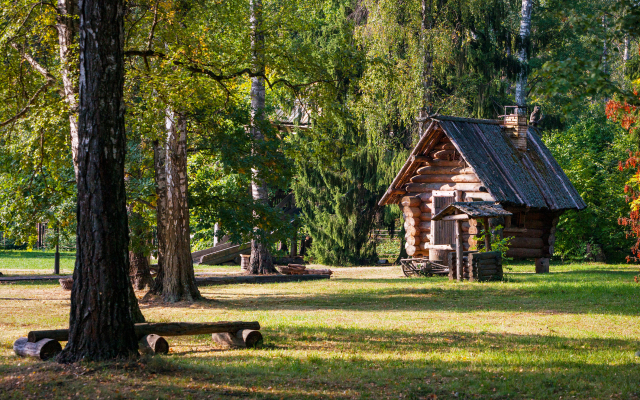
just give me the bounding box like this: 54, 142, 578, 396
1, 261, 639, 399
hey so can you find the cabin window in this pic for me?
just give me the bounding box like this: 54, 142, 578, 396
509, 212, 526, 229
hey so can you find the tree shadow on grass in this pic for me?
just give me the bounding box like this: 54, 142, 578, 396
177, 270, 640, 316
2, 327, 638, 399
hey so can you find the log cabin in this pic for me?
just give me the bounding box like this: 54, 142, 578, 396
378, 111, 586, 272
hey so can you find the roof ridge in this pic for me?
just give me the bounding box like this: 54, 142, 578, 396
427, 115, 502, 125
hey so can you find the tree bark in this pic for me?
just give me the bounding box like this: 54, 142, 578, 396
515, 0, 533, 111
56, 0, 80, 178
57, 0, 138, 363
420, 0, 433, 117
151, 139, 168, 295
129, 250, 154, 290
156, 110, 201, 302
248, 0, 276, 275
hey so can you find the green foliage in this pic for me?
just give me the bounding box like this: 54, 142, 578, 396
544, 106, 636, 261
474, 225, 514, 260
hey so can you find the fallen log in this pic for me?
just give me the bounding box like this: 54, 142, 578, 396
139, 334, 169, 355
27, 321, 261, 343
212, 329, 263, 349
278, 266, 306, 275
305, 269, 333, 275
197, 274, 329, 286
287, 264, 306, 270
13, 337, 61, 360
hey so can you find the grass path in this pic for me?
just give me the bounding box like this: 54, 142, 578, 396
0, 256, 639, 399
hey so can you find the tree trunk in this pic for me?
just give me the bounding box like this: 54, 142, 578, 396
420, 0, 433, 117
129, 250, 153, 290
56, 0, 80, 178
515, 0, 533, 111
156, 110, 201, 302
151, 139, 167, 295
248, 0, 276, 275
57, 0, 138, 363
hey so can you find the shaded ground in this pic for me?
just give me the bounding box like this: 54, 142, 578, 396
0, 259, 639, 399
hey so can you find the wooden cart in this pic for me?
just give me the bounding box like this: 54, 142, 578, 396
400, 257, 449, 277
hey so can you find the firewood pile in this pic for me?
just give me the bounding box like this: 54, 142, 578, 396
277, 264, 333, 276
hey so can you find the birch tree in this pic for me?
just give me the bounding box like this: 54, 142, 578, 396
515, 0, 534, 111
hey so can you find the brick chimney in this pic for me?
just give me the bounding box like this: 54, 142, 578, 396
501, 106, 528, 151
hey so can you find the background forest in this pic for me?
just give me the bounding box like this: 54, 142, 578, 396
1, 0, 639, 264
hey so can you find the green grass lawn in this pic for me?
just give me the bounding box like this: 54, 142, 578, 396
0, 259, 639, 399
0, 250, 76, 275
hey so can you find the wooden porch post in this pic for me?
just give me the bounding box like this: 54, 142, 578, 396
483, 217, 491, 252
456, 219, 463, 281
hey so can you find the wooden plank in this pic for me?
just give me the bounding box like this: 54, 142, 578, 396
456, 220, 463, 282
423, 244, 454, 250
432, 190, 456, 197
441, 214, 469, 221
483, 217, 491, 252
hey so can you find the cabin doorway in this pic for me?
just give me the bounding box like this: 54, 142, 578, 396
429, 191, 456, 262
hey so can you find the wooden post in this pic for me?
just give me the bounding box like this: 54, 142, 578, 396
483, 217, 491, 252
290, 228, 298, 258
456, 219, 463, 282
54, 226, 60, 275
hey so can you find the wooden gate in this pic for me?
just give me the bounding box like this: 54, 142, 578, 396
429, 191, 456, 262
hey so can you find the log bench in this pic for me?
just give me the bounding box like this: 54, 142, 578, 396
15, 321, 262, 360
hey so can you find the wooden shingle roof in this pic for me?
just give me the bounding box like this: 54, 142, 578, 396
432, 202, 513, 221
379, 115, 586, 211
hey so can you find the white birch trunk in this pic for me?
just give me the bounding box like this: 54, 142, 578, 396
515, 0, 533, 112
158, 109, 201, 301
55, 0, 80, 177
249, 0, 275, 274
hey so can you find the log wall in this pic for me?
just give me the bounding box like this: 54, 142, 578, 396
401, 135, 487, 259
